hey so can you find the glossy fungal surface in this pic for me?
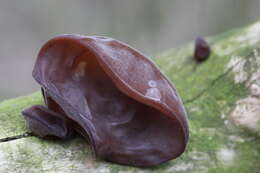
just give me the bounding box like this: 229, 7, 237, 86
22, 35, 189, 167
194, 37, 211, 62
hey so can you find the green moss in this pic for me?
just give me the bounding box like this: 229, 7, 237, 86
208, 137, 260, 173
0, 92, 43, 138
152, 22, 259, 173
153, 28, 256, 103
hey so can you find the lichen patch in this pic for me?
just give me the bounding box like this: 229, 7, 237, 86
227, 56, 248, 84
250, 83, 260, 97
236, 22, 260, 45
228, 135, 245, 143
216, 148, 235, 165
230, 97, 260, 135
228, 49, 260, 135
168, 162, 194, 172
0, 152, 8, 170
189, 151, 209, 161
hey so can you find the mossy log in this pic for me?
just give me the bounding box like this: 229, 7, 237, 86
0, 21, 260, 173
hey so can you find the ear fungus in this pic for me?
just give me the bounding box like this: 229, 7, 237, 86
22, 35, 189, 167
194, 37, 210, 62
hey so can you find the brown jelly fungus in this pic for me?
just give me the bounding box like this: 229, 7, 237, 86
194, 37, 211, 62
22, 35, 189, 167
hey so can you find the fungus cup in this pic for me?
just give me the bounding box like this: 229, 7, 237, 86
22, 35, 189, 167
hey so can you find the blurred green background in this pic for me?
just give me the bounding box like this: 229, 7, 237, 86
1, 0, 260, 101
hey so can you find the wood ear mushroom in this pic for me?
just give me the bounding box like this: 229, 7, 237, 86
194, 37, 211, 62
22, 35, 189, 167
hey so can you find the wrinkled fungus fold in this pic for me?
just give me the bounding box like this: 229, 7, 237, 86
22, 35, 189, 167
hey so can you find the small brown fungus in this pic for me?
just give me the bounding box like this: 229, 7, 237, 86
194, 37, 211, 62
22, 35, 189, 167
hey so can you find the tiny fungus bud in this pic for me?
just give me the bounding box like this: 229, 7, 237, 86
194, 37, 210, 62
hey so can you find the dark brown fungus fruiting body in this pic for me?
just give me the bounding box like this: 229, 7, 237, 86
194, 37, 211, 62
22, 35, 189, 167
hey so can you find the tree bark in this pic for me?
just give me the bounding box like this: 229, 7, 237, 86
0, 21, 260, 173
